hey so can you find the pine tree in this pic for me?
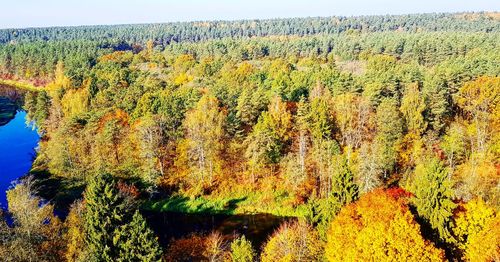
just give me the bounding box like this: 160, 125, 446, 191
411, 158, 456, 242
84, 174, 127, 262
113, 211, 163, 262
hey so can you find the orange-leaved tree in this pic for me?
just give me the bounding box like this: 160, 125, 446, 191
326, 188, 445, 261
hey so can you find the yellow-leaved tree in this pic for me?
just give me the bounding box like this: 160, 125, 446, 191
176, 94, 226, 192
325, 189, 445, 262
261, 221, 323, 262
452, 198, 499, 261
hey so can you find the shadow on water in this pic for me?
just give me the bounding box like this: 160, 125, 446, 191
143, 210, 293, 249
29, 169, 86, 217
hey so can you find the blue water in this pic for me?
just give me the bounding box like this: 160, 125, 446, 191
0, 111, 39, 208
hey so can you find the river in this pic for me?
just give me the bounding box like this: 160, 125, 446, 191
0, 88, 40, 208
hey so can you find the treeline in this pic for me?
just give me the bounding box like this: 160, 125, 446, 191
1, 12, 499, 44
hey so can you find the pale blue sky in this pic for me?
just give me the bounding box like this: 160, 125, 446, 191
1, 0, 499, 29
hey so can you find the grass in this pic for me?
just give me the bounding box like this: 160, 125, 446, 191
143, 190, 310, 218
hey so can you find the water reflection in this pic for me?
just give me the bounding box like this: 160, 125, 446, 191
143, 211, 292, 249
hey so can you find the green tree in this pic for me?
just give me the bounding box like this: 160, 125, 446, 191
374, 98, 403, 178
113, 211, 163, 262
84, 174, 127, 262
245, 96, 292, 175
331, 158, 359, 207
33, 90, 51, 129
422, 77, 449, 133
410, 158, 456, 242
230, 235, 255, 262
400, 83, 427, 136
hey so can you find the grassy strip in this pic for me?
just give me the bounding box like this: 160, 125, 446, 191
143, 191, 309, 218
0, 78, 42, 92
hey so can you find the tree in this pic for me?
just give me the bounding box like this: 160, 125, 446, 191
463, 214, 499, 262
261, 221, 322, 262
203, 232, 227, 262
84, 174, 162, 261
33, 90, 51, 130
297, 92, 340, 197
65, 200, 88, 262
84, 174, 127, 261
452, 198, 499, 261
245, 96, 292, 177
400, 83, 427, 136
333, 93, 370, 159
305, 195, 342, 241
356, 142, 382, 193
331, 158, 359, 207
456, 76, 499, 154
135, 114, 166, 187
178, 94, 225, 188
230, 236, 255, 262
422, 76, 449, 133
410, 158, 456, 242
374, 98, 403, 178
1, 178, 64, 262
441, 123, 467, 170
326, 189, 445, 262
236, 87, 269, 129
113, 210, 163, 262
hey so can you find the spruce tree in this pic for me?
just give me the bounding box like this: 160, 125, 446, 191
411, 158, 456, 242
331, 159, 359, 206
113, 210, 163, 262
84, 173, 127, 262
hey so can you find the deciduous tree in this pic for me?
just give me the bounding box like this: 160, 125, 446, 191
326, 189, 445, 262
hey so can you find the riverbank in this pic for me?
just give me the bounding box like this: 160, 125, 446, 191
0, 79, 41, 92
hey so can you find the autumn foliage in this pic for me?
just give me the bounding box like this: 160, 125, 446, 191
326, 189, 445, 261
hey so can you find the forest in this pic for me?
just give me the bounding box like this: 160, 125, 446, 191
0, 12, 499, 261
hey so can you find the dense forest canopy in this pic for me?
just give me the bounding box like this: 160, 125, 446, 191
0, 12, 499, 261
1, 12, 499, 44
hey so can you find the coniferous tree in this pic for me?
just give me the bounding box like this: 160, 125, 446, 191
84, 174, 127, 262
113, 210, 163, 262
374, 98, 403, 178
331, 158, 359, 207
410, 158, 456, 242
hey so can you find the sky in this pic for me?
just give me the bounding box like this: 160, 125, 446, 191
0, 0, 499, 29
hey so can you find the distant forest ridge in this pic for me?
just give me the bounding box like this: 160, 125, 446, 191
1, 12, 499, 44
